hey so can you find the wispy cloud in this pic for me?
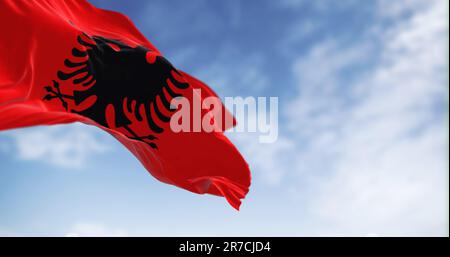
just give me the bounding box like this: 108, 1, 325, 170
65, 222, 128, 237
278, 0, 361, 11
282, 0, 448, 235
194, 46, 270, 96
2, 123, 111, 169
229, 132, 294, 186
231, 0, 448, 236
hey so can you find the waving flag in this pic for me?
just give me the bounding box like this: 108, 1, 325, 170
0, 0, 250, 210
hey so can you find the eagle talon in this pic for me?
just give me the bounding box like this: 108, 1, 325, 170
42, 80, 71, 110
148, 142, 158, 149
129, 134, 158, 141
122, 125, 158, 149
53, 80, 59, 89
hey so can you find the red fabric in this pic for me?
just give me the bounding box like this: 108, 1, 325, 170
0, 0, 250, 210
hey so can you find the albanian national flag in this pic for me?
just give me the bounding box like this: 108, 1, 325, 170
0, 0, 250, 210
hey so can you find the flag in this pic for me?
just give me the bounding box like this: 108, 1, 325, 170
0, 0, 251, 210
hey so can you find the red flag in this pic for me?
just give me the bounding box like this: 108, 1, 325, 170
0, 0, 250, 210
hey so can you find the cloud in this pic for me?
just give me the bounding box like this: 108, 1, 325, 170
218, 2, 447, 235
0, 228, 17, 237
2, 123, 110, 169
194, 46, 270, 96
283, 0, 448, 235
278, 0, 360, 11
136, 1, 222, 45
228, 132, 294, 186
65, 223, 127, 237
376, 0, 429, 19
279, 19, 322, 56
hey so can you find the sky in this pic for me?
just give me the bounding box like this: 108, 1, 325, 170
0, 0, 448, 236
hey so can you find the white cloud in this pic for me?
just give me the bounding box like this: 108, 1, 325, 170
278, 0, 359, 10
227, 0, 449, 235
3, 123, 110, 169
283, 0, 448, 236
137, 1, 221, 44
65, 223, 127, 237
376, 0, 429, 19
0, 228, 18, 237
194, 46, 269, 96
228, 132, 294, 186
279, 19, 322, 56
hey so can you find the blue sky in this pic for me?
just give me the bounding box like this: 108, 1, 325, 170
0, 0, 448, 236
